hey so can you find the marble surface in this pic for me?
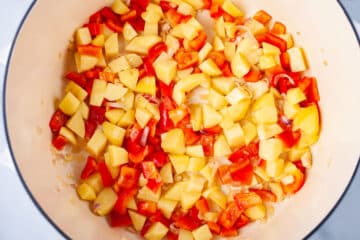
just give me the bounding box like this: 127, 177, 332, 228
0, 1, 359, 239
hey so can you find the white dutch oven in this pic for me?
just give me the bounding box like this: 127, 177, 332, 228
4, 0, 360, 239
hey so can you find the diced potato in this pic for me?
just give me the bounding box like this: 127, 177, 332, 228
154, 58, 178, 85
85, 173, 103, 193
262, 42, 281, 55
126, 35, 162, 54
225, 87, 251, 105
164, 182, 188, 201
178, 2, 195, 15
222, 0, 244, 17
278, 33, 294, 49
181, 191, 201, 210
243, 122, 257, 145
224, 22, 237, 39
65, 81, 88, 101
259, 138, 283, 162
128, 211, 146, 232
224, 123, 245, 149
103, 24, 115, 38
287, 88, 306, 105
244, 18, 267, 35
252, 92, 278, 124
144, 222, 169, 240
179, 229, 194, 240
135, 107, 152, 128
165, 35, 180, 56
245, 204, 266, 220
188, 157, 206, 172
109, 56, 130, 73
200, 164, 217, 184
259, 54, 277, 70
89, 79, 107, 107
169, 155, 190, 174
160, 163, 174, 184
170, 23, 185, 38
198, 42, 213, 62
66, 110, 85, 138
144, 21, 159, 35
192, 225, 213, 240
284, 100, 301, 119
158, 198, 178, 219
220, 117, 234, 130
199, 59, 222, 76
59, 92, 80, 116
107, 145, 128, 167
105, 109, 124, 124
209, 89, 227, 110
214, 135, 232, 157
190, 105, 203, 131
186, 145, 205, 158
266, 158, 285, 178
224, 41, 236, 61
104, 83, 127, 101
87, 129, 107, 157
187, 175, 206, 192
119, 68, 139, 90
202, 105, 223, 128
296, 132, 319, 149
142, 3, 164, 22
104, 33, 119, 57
80, 101, 89, 120
301, 149, 312, 168
77, 183, 96, 201
202, 212, 220, 223
102, 121, 126, 146
104, 152, 121, 178
92, 34, 105, 47
224, 99, 251, 122
213, 36, 225, 51
96, 54, 107, 67
126, 197, 137, 210
215, 16, 226, 38
182, 18, 203, 40
59, 127, 77, 145
136, 76, 156, 96
123, 22, 138, 42
208, 188, 228, 209
125, 53, 143, 68
137, 186, 161, 202
287, 47, 307, 72
76, 27, 92, 46
139, 174, 148, 187
118, 109, 135, 127
111, 0, 129, 14
93, 187, 118, 216
257, 124, 283, 140
212, 77, 235, 95
161, 128, 186, 154
182, 0, 204, 9
293, 104, 320, 135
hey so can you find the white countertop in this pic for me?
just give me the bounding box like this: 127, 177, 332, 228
0, 1, 359, 239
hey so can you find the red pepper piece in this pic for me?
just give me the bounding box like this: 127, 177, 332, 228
130, 0, 150, 11
222, 62, 233, 77
220, 227, 238, 237
294, 160, 306, 174
280, 52, 291, 71
234, 214, 250, 228
158, 81, 174, 98
85, 78, 94, 95
137, 201, 158, 216
129, 123, 143, 143
230, 163, 253, 185
234, 192, 262, 209
100, 7, 119, 22
253, 10, 272, 25
244, 70, 262, 82
98, 161, 114, 187
203, 125, 222, 135
229, 143, 259, 163
113, 188, 138, 215
208, 51, 226, 68
175, 208, 202, 231
149, 210, 171, 227
84, 120, 97, 140
141, 161, 159, 179
84, 23, 102, 37
120, 9, 137, 22
167, 232, 179, 240
278, 130, 301, 148
143, 57, 156, 76
80, 156, 98, 180
117, 166, 140, 189
210, 2, 223, 18
146, 178, 162, 192
77, 45, 103, 57
159, 1, 173, 12
217, 165, 233, 184
109, 211, 132, 227
65, 72, 87, 88
88, 106, 106, 125
83, 67, 102, 79
250, 189, 277, 202
52, 135, 67, 150
148, 42, 168, 63
105, 19, 123, 33
183, 127, 200, 145
281, 168, 305, 194
189, 31, 207, 51
159, 101, 175, 131
200, 134, 215, 157
129, 145, 153, 163
128, 18, 145, 31
264, 33, 287, 52
49, 110, 68, 133
195, 197, 210, 215
307, 77, 320, 103
207, 222, 221, 234
89, 10, 102, 24
271, 21, 286, 34
166, 8, 184, 27
202, 0, 211, 9
174, 49, 199, 70
147, 150, 169, 168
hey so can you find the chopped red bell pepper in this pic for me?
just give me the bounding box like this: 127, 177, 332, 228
220, 227, 238, 237
217, 165, 233, 184
137, 201, 158, 216
99, 71, 116, 83
229, 143, 259, 163
280, 52, 291, 71
98, 161, 114, 187
85, 78, 94, 95
210, 2, 223, 18
175, 208, 202, 231
159, 100, 175, 131
174, 49, 199, 70
294, 160, 306, 174
128, 18, 145, 31
85, 120, 97, 140
141, 161, 159, 179
113, 188, 138, 215
244, 70, 262, 82
253, 10, 272, 25
208, 222, 221, 235
195, 197, 210, 215
167, 232, 179, 240
222, 62, 233, 77
234, 214, 250, 228
65, 72, 87, 88
230, 163, 253, 185
129, 123, 143, 143
307, 77, 320, 103
200, 134, 215, 157
117, 166, 140, 189
146, 178, 163, 192
250, 189, 277, 202
89, 10, 103, 24
158, 81, 174, 98
203, 125, 223, 135
147, 150, 169, 168
130, 0, 150, 11
83, 67, 102, 79
105, 19, 123, 33
202, 0, 211, 9
84, 23, 102, 37
264, 33, 287, 52
52, 135, 67, 150
100, 7, 118, 22
148, 42, 168, 63
218, 202, 242, 229
88, 106, 106, 124
222, 12, 235, 22
208, 51, 226, 68
49, 110, 68, 133
77, 45, 103, 57
129, 145, 153, 163
182, 127, 200, 145
271, 21, 286, 34
120, 9, 137, 22
234, 192, 262, 209
159, 0, 173, 12
109, 211, 132, 227
143, 57, 156, 76
189, 31, 207, 51
278, 130, 301, 148
81, 156, 98, 180
282, 168, 305, 194
166, 8, 184, 27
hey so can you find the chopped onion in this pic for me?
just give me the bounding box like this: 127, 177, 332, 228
215, 156, 231, 165
187, 86, 209, 105
236, 25, 258, 46
140, 126, 150, 147
105, 102, 126, 110
273, 73, 296, 86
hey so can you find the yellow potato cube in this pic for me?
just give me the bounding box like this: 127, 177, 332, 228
200, 164, 216, 184
104, 152, 120, 179
186, 145, 205, 158
160, 163, 174, 183
257, 124, 283, 140
59, 127, 77, 145
243, 122, 257, 145
80, 101, 89, 120
182, 18, 203, 40
144, 222, 169, 240
135, 108, 152, 128
87, 129, 107, 157
128, 210, 146, 232
92, 34, 105, 47
286, 87, 306, 104
213, 36, 225, 51
102, 121, 126, 146
181, 191, 201, 210
125, 53, 143, 68
76, 27, 92, 45
225, 99, 251, 122
154, 58, 178, 85
222, 0, 244, 17
111, 0, 129, 14
208, 187, 227, 209
190, 105, 203, 131
118, 109, 135, 127
158, 198, 178, 219
109, 56, 130, 73
224, 123, 245, 149
66, 110, 85, 138
165, 35, 180, 56
77, 183, 96, 201
187, 175, 206, 192
202, 105, 223, 129
93, 187, 118, 216
142, 3, 164, 23
161, 128, 186, 154
220, 117, 234, 130
104, 83, 127, 101
259, 138, 283, 162
188, 157, 206, 172
212, 77, 235, 95
104, 33, 119, 57
215, 16, 226, 38
259, 54, 277, 70
199, 59, 222, 76
136, 76, 156, 96
169, 155, 190, 174
284, 100, 301, 119
65, 81, 88, 101
287, 47, 308, 72
177, 73, 208, 91
245, 18, 267, 35
293, 104, 320, 135
126, 35, 162, 54
137, 186, 161, 202
164, 182, 188, 201
203, 212, 220, 223
126, 196, 138, 210
266, 158, 285, 178
214, 135, 232, 157
192, 225, 213, 240
105, 109, 124, 124
198, 42, 213, 62
179, 229, 194, 240
144, 21, 159, 35
245, 204, 266, 220
89, 79, 107, 107
262, 42, 281, 55
123, 22, 138, 42
119, 68, 139, 90
278, 33, 294, 49
209, 89, 227, 110
178, 2, 195, 16
108, 145, 128, 167
85, 173, 103, 193
231, 52, 251, 78
225, 87, 251, 105
224, 41, 236, 62
59, 92, 80, 116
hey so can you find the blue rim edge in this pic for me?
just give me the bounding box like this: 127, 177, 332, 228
2, 1, 359, 240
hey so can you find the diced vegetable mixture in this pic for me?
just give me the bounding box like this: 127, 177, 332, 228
49, 0, 321, 239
